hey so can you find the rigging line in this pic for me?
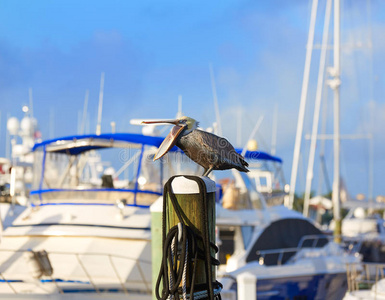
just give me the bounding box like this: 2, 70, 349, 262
317, 45, 332, 196
241, 115, 264, 157
243, 111, 268, 151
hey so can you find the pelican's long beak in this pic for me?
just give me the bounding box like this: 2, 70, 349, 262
142, 119, 185, 161
141, 119, 179, 125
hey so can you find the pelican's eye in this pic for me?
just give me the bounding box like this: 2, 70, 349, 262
179, 120, 186, 124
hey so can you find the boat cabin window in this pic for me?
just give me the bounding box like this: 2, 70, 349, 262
246, 218, 328, 265
258, 176, 268, 189
218, 229, 235, 264
241, 226, 254, 249
218, 225, 254, 265
248, 170, 273, 194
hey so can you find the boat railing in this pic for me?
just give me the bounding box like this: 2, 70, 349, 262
29, 187, 162, 207
256, 234, 333, 266
342, 238, 364, 255
256, 247, 298, 266
0, 249, 152, 295
297, 234, 330, 249
346, 262, 385, 293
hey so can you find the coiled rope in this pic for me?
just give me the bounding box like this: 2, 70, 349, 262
155, 176, 222, 300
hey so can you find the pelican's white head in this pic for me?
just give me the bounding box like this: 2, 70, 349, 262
177, 116, 199, 134
141, 116, 199, 160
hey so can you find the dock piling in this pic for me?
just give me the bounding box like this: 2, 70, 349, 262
152, 175, 221, 300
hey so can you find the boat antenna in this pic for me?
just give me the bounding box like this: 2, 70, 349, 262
177, 95, 183, 118
271, 104, 278, 156
96, 72, 105, 136
5, 113, 10, 159
81, 89, 89, 135
209, 63, 222, 136
237, 107, 242, 147
28, 88, 34, 118
49, 108, 55, 139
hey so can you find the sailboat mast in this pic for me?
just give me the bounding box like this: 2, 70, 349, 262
331, 0, 342, 241
209, 63, 222, 136
81, 89, 89, 135
287, 0, 319, 208
303, 0, 332, 217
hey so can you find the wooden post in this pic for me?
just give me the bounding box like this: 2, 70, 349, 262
150, 197, 163, 300
166, 176, 217, 288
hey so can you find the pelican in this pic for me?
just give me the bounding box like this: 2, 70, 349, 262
142, 116, 249, 176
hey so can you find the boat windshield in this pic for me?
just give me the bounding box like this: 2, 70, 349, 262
31, 136, 200, 207
246, 218, 328, 265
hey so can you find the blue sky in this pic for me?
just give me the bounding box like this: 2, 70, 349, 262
0, 0, 384, 200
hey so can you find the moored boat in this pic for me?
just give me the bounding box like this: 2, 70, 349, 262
217, 173, 361, 300
0, 132, 178, 299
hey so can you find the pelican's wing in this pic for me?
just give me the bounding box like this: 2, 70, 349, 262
198, 130, 235, 154
154, 125, 185, 160
199, 130, 249, 169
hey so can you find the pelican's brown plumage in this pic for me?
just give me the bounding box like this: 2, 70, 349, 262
142, 116, 249, 176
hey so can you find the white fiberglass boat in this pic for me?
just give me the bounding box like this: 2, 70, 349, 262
217, 173, 361, 300
0, 133, 178, 299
